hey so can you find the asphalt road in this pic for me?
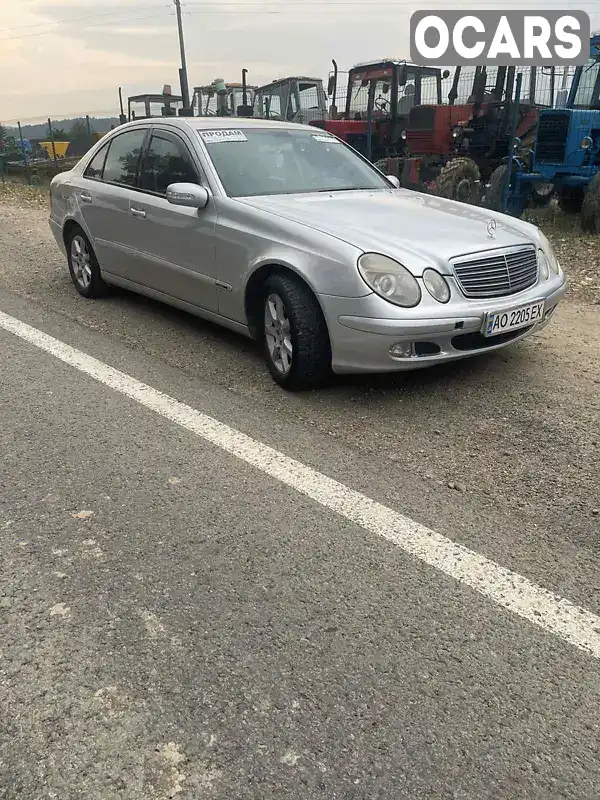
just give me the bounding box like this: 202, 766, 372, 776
1, 202, 600, 799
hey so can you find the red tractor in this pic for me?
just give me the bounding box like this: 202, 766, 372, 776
377, 66, 554, 204
310, 59, 449, 163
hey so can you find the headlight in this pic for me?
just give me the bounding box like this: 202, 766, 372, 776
358, 253, 421, 308
452, 127, 462, 139
422, 268, 450, 303
581, 136, 593, 150
539, 233, 561, 275
401, 129, 407, 140
538, 249, 550, 280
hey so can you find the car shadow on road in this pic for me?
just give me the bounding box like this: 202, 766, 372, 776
104, 283, 534, 405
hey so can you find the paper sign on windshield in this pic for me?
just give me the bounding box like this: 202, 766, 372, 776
200, 130, 248, 143
312, 134, 339, 143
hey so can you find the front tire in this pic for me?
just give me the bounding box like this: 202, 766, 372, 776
66, 227, 107, 298
486, 164, 508, 212
435, 157, 481, 204
580, 173, 600, 234
485, 164, 527, 217
262, 273, 332, 390
530, 182, 554, 207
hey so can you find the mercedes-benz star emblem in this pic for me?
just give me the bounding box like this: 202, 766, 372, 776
487, 218, 497, 238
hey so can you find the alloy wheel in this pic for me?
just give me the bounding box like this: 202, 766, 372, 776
70, 235, 92, 289
264, 293, 293, 375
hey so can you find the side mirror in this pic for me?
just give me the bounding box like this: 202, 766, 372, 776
166, 183, 209, 209
387, 175, 400, 188
442, 69, 451, 80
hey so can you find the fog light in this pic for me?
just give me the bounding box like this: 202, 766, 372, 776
389, 342, 413, 358
581, 136, 593, 150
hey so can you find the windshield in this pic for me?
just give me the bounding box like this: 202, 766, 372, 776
348, 78, 392, 117
198, 128, 391, 197
572, 56, 600, 108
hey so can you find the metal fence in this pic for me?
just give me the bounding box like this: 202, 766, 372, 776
3, 63, 595, 219
0, 115, 109, 184
289, 66, 576, 123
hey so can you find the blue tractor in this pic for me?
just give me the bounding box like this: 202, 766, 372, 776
489, 35, 600, 233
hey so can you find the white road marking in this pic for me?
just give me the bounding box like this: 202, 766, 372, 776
2, 308, 600, 658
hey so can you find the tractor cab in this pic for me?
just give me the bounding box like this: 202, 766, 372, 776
253, 77, 328, 125
344, 59, 443, 121
508, 35, 600, 231
396, 65, 553, 201
193, 79, 256, 117
127, 86, 183, 121
310, 59, 445, 162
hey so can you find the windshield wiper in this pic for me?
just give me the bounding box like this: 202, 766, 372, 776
317, 186, 378, 193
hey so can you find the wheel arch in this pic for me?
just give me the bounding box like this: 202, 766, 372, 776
244, 262, 325, 340
62, 217, 85, 249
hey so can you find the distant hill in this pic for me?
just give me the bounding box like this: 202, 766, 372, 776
5, 116, 120, 140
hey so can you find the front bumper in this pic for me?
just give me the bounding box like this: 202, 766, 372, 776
318, 274, 567, 374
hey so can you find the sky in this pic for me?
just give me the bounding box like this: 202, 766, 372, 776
1, 0, 599, 124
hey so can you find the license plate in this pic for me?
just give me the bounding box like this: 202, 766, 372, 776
483, 301, 545, 337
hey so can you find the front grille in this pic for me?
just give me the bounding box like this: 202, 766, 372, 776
535, 112, 569, 163
452, 246, 538, 299
407, 131, 434, 153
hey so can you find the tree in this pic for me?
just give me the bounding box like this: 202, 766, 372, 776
0, 123, 7, 141
70, 118, 89, 139
45, 126, 67, 141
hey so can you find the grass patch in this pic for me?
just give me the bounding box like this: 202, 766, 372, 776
0, 177, 49, 209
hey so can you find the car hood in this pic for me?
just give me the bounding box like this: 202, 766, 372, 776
239, 189, 539, 275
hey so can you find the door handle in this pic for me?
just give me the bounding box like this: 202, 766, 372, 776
130, 207, 146, 219
79, 191, 92, 203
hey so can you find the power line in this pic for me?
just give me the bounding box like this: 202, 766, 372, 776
0, 11, 174, 41
0, 5, 170, 33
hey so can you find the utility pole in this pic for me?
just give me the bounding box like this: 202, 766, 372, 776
174, 0, 191, 111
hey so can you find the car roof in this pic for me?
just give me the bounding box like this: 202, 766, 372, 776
115, 117, 319, 134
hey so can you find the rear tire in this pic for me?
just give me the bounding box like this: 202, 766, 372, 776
66, 226, 107, 298
262, 273, 332, 390
436, 157, 481, 204
580, 173, 600, 234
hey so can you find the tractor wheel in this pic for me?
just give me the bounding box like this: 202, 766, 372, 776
435, 157, 481, 205
581, 173, 600, 234
557, 190, 584, 215
530, 182, 554, 207
485, 165, 508, 212
485, 165, 527, 217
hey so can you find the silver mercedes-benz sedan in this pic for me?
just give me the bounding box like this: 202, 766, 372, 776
49, 117, 566, 389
